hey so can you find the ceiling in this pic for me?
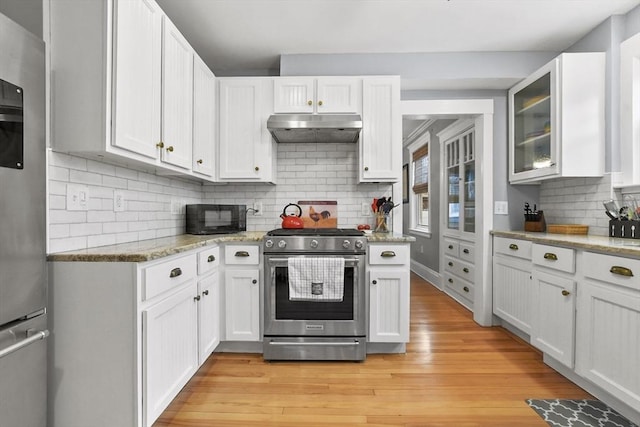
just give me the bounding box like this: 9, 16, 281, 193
157, 0, 640, 79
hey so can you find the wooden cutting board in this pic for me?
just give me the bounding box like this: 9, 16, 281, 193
547, 224, 589, 235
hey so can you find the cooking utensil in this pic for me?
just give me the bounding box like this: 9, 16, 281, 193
623, 195, 639, 220
603, 200, 619, 220
280, 203, 304, 229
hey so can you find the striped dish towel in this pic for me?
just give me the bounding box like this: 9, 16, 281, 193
288, 257, 345, 302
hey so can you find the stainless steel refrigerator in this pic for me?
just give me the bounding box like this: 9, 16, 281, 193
0, 12, 48, 427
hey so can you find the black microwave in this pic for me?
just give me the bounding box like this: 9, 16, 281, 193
186, 204, 246, 235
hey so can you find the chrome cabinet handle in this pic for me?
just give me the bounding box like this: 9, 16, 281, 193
543, 252, 558, 261
0, 330, 49, 360
509, 244, 518, 250
235, 251, 250, 257
610, 266, 633, 277
169, 267, 182, 278
561, 290, 571, 296
380, 251, 396, 258
207, 255, 216, 263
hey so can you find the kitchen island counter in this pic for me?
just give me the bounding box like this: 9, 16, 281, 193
491, 230, 640, 258
48, 231, 416, 262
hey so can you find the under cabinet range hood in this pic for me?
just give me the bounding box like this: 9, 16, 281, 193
267, 114, 362, 143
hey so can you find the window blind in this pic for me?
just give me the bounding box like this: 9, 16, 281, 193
412, 145, 428, 194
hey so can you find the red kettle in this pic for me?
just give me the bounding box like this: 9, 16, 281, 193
280, 203, 304, 229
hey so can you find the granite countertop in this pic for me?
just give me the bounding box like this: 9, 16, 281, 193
491, 230, 640, 258
48, 231, 416, 263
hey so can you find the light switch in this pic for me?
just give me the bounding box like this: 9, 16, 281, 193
494, 201, 509, 215
114, 190, 125, 212
67, 184, 89, 211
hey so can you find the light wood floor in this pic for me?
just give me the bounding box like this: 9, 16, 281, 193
154, 273, 591, 426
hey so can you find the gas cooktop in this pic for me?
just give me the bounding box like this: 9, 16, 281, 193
266, 228, 365, 237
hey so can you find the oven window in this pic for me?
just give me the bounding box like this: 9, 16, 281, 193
274, 266, 355, 320
0, 78, 24, 170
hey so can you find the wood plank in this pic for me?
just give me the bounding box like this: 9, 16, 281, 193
153, 273, 591, 426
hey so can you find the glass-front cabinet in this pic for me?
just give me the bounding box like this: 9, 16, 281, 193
508, 52, 605, 184
444, 125, 475, 235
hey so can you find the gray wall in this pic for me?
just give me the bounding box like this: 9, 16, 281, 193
0, 0, 42, 38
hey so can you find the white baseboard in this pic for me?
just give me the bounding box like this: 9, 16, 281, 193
410, 260, 441, 290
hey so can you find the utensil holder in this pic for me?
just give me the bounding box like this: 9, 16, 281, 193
609, 219, 640, 239
524, 211, 546, 232
374, 212, 390, 233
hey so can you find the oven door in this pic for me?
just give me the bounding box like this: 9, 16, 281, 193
264, 254, 366, 337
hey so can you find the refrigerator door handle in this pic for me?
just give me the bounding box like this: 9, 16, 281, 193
0, 329, 49, 360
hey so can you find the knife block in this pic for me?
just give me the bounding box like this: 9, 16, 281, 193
524, 211, 546, 232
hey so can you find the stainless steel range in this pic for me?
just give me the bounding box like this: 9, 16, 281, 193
262, 228, 368, 361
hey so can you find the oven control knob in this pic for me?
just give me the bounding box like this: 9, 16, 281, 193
355, 240, 364, 250
277, 240, 287, 249
264, 239, 274, 248
310, 239, 319, 249
342, 239, 351, 249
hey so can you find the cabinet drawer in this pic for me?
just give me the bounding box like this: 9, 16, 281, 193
444, 272, 474, 301
444, 256, 475, 281
532, 244, 575, 273
459, 242, 474, 263
494, 237, 532, 260
224, 245, 259, 265
583, 252, 640, 291
143, 254, 197, 301
198, 246, 220, 275
444, 238, 459, 257
369, 244, 409, 265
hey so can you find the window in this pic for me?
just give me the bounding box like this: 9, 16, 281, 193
406, 132, 431, 235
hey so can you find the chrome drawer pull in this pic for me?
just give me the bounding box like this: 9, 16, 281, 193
207, 255, 216, 263
543, 252, 558, 261
561, 290, 571, 296
169, 267, 182, 278
0, 330, 49, 360
610, 266, 634, 277
463, 286, 469, 293
380, 251, 396, 258
509, 243, 519, 250
235, 251, 250, 257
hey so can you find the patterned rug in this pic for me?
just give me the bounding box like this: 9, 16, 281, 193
526, 399, 638, 427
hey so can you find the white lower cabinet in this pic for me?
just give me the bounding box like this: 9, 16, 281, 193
196, 245, 221, 364
367, 244, 410, 343
492, 237, 533, 334
576, 252, 640, 411
143, 281, 198, 425
223, 244, 261, 341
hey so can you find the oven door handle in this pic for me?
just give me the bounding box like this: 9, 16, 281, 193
267, 340, 362, 347
266, 258, 360, 267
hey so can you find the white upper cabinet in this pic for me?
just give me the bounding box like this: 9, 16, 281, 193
192, 55, 216, 178
620, 33, 640, 187
112, 0, 163, 159
49, 0, 217, 182
160, 17, 194, 170
218, 78, 275, 182
508, 52, 605, 184
359, 77, 401, 182
274, 77, 361, 114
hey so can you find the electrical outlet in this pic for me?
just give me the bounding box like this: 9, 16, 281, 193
67, 184, 89, 211
494, 201, 509, 215
253, 202, 263, 216
361, 202, 371, 216
114, 190, 125, 212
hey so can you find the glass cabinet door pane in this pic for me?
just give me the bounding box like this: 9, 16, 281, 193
447, 165, 459, 230
463, 161, 475, 233
513, 73, 551, 174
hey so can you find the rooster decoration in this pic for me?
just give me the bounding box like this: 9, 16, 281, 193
308, 205, 331, 226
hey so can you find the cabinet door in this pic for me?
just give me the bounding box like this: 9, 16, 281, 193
531, 270, 575, 368
369, 268, 410, 343
224, 268, 260, 341
198, 272, 220, 365
112, 0, 162, 159
143, 281, 198, 426
192, 55, 216, 178
161, 17, 193, 169
575, 281, 640, 410
273, 78, 314, 113
493, 255, 532, 334
316, 78, 360, 113
359, 78, 401, 182
218, 79, 269, 180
